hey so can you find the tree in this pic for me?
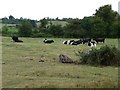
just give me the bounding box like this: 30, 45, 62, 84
8, 15, 16, 24
81, 16, 93, 37
109, 15, 120, 38
2, 17, 9, 24
9, 15, 15, 20
40, 18, 48, 28
49, 25, 63, 37
39, 18, 48, 34
91, 16, 106, 38
18, 19, 32, 37
64, 19, 84, 38
29, 20, 37, 28
94, 5, 118, 37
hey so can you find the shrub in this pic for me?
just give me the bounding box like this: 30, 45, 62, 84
76, 45, 120, 66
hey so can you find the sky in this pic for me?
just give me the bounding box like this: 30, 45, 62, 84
0, 0, 119, 20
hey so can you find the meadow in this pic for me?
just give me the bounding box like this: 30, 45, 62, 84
2, 37, 119, 88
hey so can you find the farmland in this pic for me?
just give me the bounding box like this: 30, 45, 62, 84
2, 37, 119, 88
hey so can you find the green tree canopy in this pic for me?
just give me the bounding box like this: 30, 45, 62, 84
94, 4, 118, 37
18, 19, 32, 37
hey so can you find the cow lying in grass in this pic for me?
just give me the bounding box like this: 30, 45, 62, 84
88, 41, 96, 47
63, 40, 74, 45
12, 36, 23, 42
63, 39, 82, 45
43, 39, 54, 44
70, 39, 83, 45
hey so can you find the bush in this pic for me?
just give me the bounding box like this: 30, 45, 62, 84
76, 45, 120, 66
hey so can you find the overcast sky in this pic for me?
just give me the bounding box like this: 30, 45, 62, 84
0, 0, 119, 20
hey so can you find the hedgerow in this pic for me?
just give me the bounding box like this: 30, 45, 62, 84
76, 45, 120, 66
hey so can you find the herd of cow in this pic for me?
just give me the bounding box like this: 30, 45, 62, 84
43, 38, 105, 47
62, 38, 105, 47
12, 35, 105, 47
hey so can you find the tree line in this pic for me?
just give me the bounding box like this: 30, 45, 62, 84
2, 5, 120, 38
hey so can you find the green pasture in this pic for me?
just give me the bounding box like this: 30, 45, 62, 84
37, 21, 68, 27
2, 37, 119, 88
50, 21, 68, 27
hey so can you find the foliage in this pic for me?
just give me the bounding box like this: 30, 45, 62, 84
48, 25, 64, 37
18, 19, 32, 37
1, 4, 119, 38
76, 45, 120, 66
2, 25, 18, 36
29, 20, 37, 28
40, 18, 48, 28
38, 18, 49, 36
2, 25, 8, 34
64, 19, 84, 38
81, 17, 93, 37
94, 5, 118, 37
91, 16, 106, 38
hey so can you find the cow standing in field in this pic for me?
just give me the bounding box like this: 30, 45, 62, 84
82, 38, 91, 44
93, 38, 105, 43
43, 38, 54, 44
12, 35, 23, 42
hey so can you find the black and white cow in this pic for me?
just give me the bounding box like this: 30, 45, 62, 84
88, 41, 96, 47
63, 40, 74, 45
70, 39, 83, 45
63, 39, 83, 45
43, 39, 54, 44
12, 35, 23, 42
93, 38, 105, 43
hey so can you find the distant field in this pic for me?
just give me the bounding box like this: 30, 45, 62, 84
50, 21, 68, 27
2, 37, 119, 88
37, 21, 68, 27
2, 24, 16, 27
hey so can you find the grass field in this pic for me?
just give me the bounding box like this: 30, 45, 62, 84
37, 21, 68, 27
50, 21, 68, 27
2, 37, 119, 88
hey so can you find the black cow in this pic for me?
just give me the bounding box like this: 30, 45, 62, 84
43, 39, 54, 44
93, 38, 105, 43
12, 36, 23, 42
82, 38, 91, 44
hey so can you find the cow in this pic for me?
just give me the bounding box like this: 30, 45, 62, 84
93, 38, 105, 43
63, 40, 74, 45
88, 41, 96, 47
70, 39, 82, 45
12, 35, 23, 42
82, 38, 91, 44
63, 40, 67, 44
43, 38, 54, 44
